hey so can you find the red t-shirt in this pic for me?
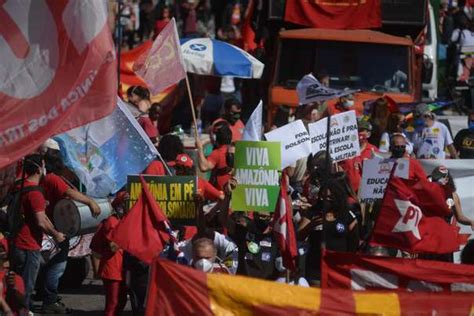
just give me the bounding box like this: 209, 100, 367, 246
207, 146, 232, 191
14, 181, 46, 251
138, 116, 158, 139
340, 143, 379, 193
212, 118, 245, 143
144, 160, 166, 176
197, 177, 223, 201
40, 173, 69, 217
91, 216, 124, 281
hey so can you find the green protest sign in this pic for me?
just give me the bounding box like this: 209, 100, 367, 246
231, 141, 281, 212
127, 175, 196, 224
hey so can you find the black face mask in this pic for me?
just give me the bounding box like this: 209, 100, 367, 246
391, 145, 406, 158
226, 112, 240, 124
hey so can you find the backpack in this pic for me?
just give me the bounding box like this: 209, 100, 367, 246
1, 181, 44, 239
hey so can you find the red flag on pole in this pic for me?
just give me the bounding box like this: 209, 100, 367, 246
272, 175, 298, 271
133, 18, 186, 95
109, 176, 170, 264
284, 0, 382, 30
0, 1, 117, 168
370, 176, 464, 254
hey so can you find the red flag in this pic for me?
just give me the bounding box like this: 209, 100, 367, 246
109, 176, 169, 264
0, 1, 117, 168
133, 18, 186, 95
272, 176, 297, 271
322, 250, 474, 291
284, 0, 382, 30
370, 176, 464, 254
145, 258, 474, 315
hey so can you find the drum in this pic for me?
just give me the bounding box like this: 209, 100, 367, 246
53, 199, 112, 237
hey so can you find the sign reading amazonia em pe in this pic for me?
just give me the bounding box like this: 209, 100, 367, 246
127, 175, 196, 222
231, 141, 281, 212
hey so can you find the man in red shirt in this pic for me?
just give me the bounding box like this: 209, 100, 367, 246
144, 134, 184, 176
39, 149, 101, 313
10, 154, 65, 312
211, 98, 244, 143
324, 94, 355, 117
196, 123, 233, 191
340, 119, 379, 193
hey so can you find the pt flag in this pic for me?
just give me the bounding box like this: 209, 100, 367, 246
272, 176, 297, 271
285, 0, 382, 30
0, 0, 117, 168
133, 18, 186, 95
322, 250, 474, 292
109, 176, 170, 264
145, 258, 474, 315
370, 176, 465, 254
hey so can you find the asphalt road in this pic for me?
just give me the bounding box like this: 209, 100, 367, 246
32, 277, 133, 316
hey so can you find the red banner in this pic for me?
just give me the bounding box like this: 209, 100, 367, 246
322, 251, 474, 292
146, 258, 474, 315
0, 0, 117, 168
284, 0, 382, 29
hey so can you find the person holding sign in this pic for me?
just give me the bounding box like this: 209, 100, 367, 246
323, 93, 355, 117
339, 119, 379, 194
196, 122, 234, 191
145, 134, 185, 176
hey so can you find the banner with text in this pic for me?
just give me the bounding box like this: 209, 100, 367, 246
264, 120, 311, 169
359, 158, 410, 203
127, 175, 196, 223
308, 110, 360, 161
232, 141, 281, 212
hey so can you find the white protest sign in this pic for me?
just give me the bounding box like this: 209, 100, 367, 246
359, 157, 410, 203
308, 110, 360, 161
264, 119, 311, 169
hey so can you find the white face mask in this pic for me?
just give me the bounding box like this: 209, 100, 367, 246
343, 100, 354, 108
193, 258, 214, 273
437, 177, 449, 186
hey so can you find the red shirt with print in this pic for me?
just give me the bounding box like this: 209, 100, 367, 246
14, 181, 46, 251
40, 173, 69, 217
207, 146, 232, 191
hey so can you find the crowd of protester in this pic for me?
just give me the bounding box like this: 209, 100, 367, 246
1, 0, 474, 314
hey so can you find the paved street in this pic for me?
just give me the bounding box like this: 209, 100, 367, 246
32, 278, 132, 316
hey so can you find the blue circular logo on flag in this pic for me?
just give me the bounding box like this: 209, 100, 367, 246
432, 147, 440, 154
336, 223, 345, 234
190, 43, 207, 52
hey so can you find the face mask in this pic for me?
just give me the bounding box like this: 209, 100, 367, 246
399, 121, 408, 129
437, 177, 449, 186
391, 145, 406, 158
415, 118, 424, 127
358, 132, 368, 143
468, 121, 474, 130
343, 100, 354, 108
193, 258, 214, 273
255, 218, 270, 232
227, 112, 240, 124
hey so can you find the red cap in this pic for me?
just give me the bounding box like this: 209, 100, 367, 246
169, 154, 193, 169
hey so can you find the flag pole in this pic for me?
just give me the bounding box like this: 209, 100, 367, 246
184, 74, 199, 137
116, 0, 123, 88
321, 113, 332, 252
